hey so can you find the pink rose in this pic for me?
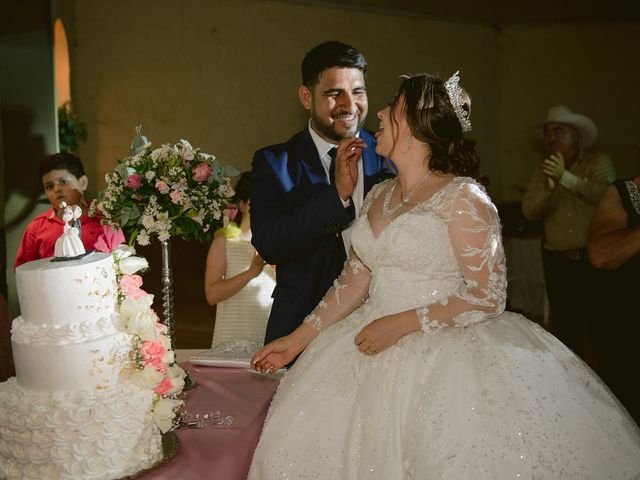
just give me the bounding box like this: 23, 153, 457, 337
155, 180, 170, 194
193, 162, 212, 182
154, 376, 183, 396
120, 274, 146, 299
94, 226, 125, 253
223, 204, 238, 221
125, 173, 141, 189
141, 339, 166, 359
170, 191, 182, 204
154, 378, 173, 395
149, 357, 168, 374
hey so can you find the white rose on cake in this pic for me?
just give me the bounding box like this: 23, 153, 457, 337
153, 398, 184, 433
119, 256, 149, 275
132, 365, 164, 390
128, 310, 159, 340
120, 294, 154, 321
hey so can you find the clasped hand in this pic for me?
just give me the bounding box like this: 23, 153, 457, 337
334, 137, 366, 201
541, 153, 565, 183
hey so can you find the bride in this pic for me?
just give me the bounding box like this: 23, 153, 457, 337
249, 72, 640, 479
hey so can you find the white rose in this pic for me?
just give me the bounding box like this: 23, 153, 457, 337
132, 365, 164, 390
120, 294, 154, 321
127, 310, 159, 340
162, 349, 175, 365
113, 245, 135, 260
119, 256, 149, 275
152, 397, 184, 433
168, 364, 187, 379
164, 375, 185, 396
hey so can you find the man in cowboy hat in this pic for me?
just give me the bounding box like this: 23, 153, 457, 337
522, 105, 615, 361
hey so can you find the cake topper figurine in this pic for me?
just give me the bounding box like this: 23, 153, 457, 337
53, 203, 87, 259
129, 125, 149, 155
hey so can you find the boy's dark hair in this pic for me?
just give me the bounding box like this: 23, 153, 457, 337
301, 41, 367, 88
37, 152, 86, 179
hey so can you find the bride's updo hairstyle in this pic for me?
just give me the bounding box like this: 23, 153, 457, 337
389, 73, 485, 183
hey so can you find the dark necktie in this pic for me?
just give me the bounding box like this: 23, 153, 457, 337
328, 147, 355, 218
328, 147, 338, 184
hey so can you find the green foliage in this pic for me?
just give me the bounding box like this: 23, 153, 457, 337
57, 101, 87, 153
91, 139, 236, 246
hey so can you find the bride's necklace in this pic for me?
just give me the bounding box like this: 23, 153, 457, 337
382, 169, 433, 218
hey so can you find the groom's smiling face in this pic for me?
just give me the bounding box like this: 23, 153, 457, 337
299, 67, 368, 143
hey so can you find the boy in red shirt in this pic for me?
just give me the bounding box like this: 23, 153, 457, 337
14, 153, 105, 268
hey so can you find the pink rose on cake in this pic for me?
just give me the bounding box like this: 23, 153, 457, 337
120, 274, 146, 299
110, 243, 185, 434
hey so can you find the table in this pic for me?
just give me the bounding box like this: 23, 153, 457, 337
140, 359, 279, 480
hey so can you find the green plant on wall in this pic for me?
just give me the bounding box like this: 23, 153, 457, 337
58, 101, 87, 153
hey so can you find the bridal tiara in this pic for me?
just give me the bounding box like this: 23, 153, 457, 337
444, 71, 472, 133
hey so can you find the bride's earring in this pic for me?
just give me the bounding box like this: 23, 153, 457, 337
401, 134, 413, 154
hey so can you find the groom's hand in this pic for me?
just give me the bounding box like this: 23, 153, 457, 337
335, 137, 365, 201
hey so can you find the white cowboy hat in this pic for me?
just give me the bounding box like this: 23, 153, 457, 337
545, 105, 598, 149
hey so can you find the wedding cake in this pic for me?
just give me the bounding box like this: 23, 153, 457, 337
0, 250, 168, 479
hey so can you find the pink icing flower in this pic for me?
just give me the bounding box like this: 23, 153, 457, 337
125, 173, 141, 189
193, 162, 212, 182
170, 191, 182, 204
155, 180, 170, 194
119, 274, 146, 299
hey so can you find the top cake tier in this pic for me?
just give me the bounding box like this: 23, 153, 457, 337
15, 253, 117, 327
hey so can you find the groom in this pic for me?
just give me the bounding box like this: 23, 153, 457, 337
251, 41, 393, 346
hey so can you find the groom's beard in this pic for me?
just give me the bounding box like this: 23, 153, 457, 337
310, 110, 366, 143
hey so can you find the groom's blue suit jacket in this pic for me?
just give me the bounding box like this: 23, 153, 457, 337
251, 128, 394, 344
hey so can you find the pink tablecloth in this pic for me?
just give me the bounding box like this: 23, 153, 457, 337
140, 362, 279, 480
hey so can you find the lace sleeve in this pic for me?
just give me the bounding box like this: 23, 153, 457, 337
303, 248, 371, 332
416, 183, 507, 333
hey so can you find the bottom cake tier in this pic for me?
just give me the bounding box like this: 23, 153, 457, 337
0, 378, 163, 480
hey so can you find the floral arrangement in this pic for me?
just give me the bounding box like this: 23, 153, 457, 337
111, 245, 185, 433
91, 139, 236, 246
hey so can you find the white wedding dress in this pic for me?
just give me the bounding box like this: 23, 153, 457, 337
248, 177, 640, 479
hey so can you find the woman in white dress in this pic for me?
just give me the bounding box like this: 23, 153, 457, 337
249, 72, 640, 479
204, 172, 276, 346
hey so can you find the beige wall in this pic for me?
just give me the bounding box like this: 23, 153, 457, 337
66, 0, 500, 197
66, 2, 639, 205
498, 23, 640, 201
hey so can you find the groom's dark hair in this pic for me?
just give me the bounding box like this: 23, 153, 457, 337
301, 41, 367, 88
